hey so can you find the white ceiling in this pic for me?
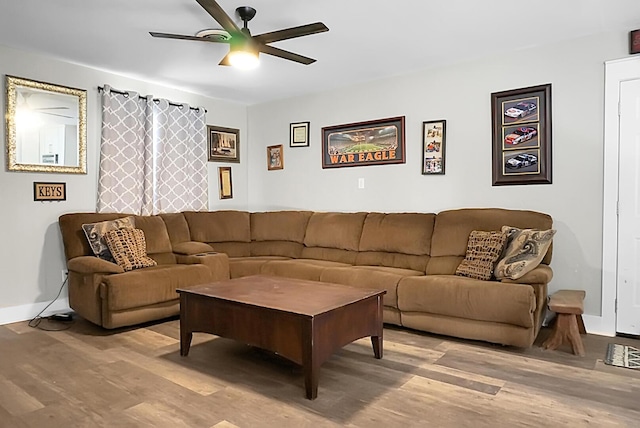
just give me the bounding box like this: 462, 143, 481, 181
1, 0, 639, 105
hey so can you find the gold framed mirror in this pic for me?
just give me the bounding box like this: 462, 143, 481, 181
5, 75, 87, 174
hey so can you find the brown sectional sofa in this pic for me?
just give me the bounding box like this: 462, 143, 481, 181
59, 208, 553, 347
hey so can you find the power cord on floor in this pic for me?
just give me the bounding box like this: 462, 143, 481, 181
28, 275, 75, 331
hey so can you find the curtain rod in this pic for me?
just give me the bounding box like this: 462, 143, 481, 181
97, 86, 207, 113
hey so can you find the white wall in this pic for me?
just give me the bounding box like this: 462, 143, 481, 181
2, 30, 630, 325
247, 31, 631, 318
0, 44, 248, 320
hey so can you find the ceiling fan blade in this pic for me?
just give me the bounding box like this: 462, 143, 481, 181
259, 44, 316, 65
34, 107, 69, 110
195, 0, 242, 36
253, 22, 329, 44
218, 53, 232, 66
39, 112, 74, 119
149, 32, 230, 43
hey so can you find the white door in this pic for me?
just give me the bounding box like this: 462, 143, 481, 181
617, 78, 640, 335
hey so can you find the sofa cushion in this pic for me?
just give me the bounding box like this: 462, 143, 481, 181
261, 259, 350, 282
159, 213, 191, 245
184, 211, 250, 243
303, 212, 367, 251
359, 213, 435, 255
251, 241, 304, 258
105, 228, 157, 272
495, 226, 556, 280
171, 241, 215, 255
60, 213, 130, 261
455, 231, 507, 280
229, 256, 291, 278
320, 266, 424, 309
355, 252, 430, 272
397, 275, 536, 328
208, 242, 251, 257
300, 247, 358, 264
428, 208, 553, 275
133, 216, 172, 255
251, 211, 312, 242
82, 216, 135, 262
102, 264, 212, 311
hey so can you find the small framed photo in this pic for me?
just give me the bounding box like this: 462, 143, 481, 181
208, 125, 240, 163
218, 167, 233, 199
290, 121, 310, 147
491, 84, 552, 186
630, 29, 640, 55
422, 120, 446, 175
267, 145, 284, 170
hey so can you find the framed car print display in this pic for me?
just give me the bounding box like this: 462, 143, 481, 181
422, 120, 446, 174
491, 84, 552, 186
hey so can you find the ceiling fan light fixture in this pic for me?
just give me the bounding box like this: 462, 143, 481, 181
150, 1, 328, 67
228, 40, 259, 69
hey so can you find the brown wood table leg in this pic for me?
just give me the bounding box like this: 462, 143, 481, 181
542, 314, 585, 356
302, 320, 319, 400
371, 335, 383, 359
179, 294, 193, 356
577, 314, 586, 334
180, 331, 193, 356
303, 361, 320, 400
567, 315, 586, 356
371, 295, 384, 359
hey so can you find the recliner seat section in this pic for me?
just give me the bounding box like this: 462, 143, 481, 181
59, 207, 553, 347
59, 213, 229, 329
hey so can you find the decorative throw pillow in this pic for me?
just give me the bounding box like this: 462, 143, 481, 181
104, 228, 157, 272
494, 226, 556, 280
455, 231, 507, 281
82, 216, 135, 262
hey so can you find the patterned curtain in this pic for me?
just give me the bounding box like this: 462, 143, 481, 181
97, 85, 208, 215
144, 99, 208, 215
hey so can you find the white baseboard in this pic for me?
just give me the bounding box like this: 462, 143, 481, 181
0, 298, 71, 326
0, 300, 618, 337
582, 314, 616, 337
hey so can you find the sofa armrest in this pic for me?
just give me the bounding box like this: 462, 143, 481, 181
500, 265, 553, 285
176, 252, 230, 281
67, 256, 124, 274
172, 241, 215, 255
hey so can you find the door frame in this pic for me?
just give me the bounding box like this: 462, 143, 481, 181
600, 56, 640, 336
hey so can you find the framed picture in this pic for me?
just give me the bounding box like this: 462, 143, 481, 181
630, 29, 640, 55
33, 182, 66, 201
218, 167, 233, 199
491, 84, 552, 186
267, 144, 284, 170
290, 121, 310, 147
207, 125, 240, 163
422, 120, 446, 175
321, 116, 406, 169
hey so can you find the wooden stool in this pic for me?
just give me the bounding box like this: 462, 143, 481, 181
542, 290, 586, 356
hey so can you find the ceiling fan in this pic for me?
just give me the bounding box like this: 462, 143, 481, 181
18, 92, 74, 119
150, 0, 329, 69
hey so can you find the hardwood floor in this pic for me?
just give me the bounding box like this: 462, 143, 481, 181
0, 316, 639, 427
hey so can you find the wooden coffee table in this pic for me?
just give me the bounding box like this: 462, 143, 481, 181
177, 275, 385, 399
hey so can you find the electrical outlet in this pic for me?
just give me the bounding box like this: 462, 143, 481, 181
358, 178, 365, 189
62, 270, 68, 282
